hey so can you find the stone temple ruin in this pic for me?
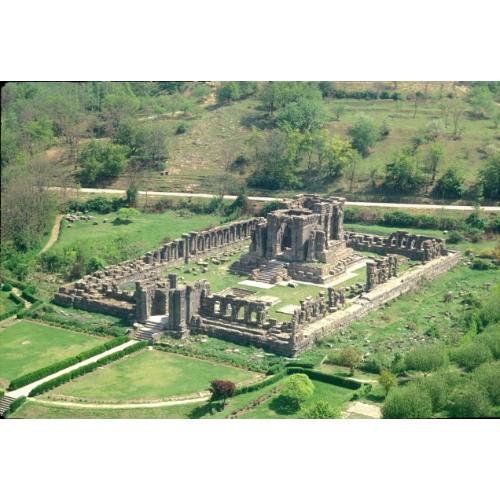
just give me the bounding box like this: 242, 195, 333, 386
54, 194, 459, 356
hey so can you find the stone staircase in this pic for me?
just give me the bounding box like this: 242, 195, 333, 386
251, 260, 288, 284
0, 395, 15, 418
131, 315, 168, 343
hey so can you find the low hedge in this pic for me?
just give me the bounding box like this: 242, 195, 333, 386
0, 305, 23, 322
8, 292, 23, 305
2, 283, 13, 291
29, 341, 147, 397
8, 336, 130, 390
286, 367, 362, 390
285, 361, 316, 369
234, 369, 288, 396
3, 396, 27, 418
21, 289, 38, 303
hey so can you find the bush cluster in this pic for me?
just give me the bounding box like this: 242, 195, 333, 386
8, 336, 130, 390
67, 196, 126, 214
29, 341, 147, 396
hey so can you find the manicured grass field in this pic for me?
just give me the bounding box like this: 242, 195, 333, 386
0, 320, 107, 387
44, 349, 260, 402
238, 380, 354, 419
10, 399, 199, 419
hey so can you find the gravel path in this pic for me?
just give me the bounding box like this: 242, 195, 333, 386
40, 214, 63, 253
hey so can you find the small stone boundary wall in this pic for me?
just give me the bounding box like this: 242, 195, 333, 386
292, 250, 461, 354
345, 230, 446, 262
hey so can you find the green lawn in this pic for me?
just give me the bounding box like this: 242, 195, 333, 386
238, 380, 355, 419
52, 210, 225, 261
44, 349, 260, 403
0, 320, 107, 388
0, 291, 19, 315
10, 399, 199, 419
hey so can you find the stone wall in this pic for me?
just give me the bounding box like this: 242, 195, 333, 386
53, 217, 259, 319
345, 231, 447, 262
366, 254, 397, 291
289, 251, 461, 355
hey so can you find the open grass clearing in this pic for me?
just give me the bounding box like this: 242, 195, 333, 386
0, 320, 108, 388
52, 210, 225, 260
42, 349, 261, 403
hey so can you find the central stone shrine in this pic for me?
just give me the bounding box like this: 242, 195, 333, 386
234, 194, 362, 284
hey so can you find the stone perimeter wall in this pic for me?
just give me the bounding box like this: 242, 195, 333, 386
290, 250, 461, 355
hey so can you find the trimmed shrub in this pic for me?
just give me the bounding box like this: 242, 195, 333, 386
8, 336, 130, 390
287, 368, 362, 390
21, 289, 38, 303
8, 292, 23, 305
299, 400, 340, 419
28, 341, 147, 396
2, 283, 13, 291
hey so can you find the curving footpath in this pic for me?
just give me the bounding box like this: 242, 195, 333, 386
29, 395, 210, 409
46, 187, 500, 212
6, 339, 138, 399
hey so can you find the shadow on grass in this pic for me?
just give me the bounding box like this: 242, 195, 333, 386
268, 396, 299, 416
188, 402, 214, 419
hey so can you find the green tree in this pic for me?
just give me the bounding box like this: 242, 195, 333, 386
315, 132, 356, 178
101, 94, 140, 135
347, 114, 380, 156
425, 142, 445, 185
382, 384, 433, 418
216, 82, 241, 104
276, 97, 329, 132
280, 373, 314, 411
299, 401, 339, 419
448, 383, 491, 418
259, 82, 321, 116
78, 140, 128, 186
338, 346, 363, 375
469, 85, 495, 119
379, 369, 397, 396
405, 344, 447, 373
126, 186, 138, 207
414, 373, 450, 412
247, 129, 301, 190
432, 168, 465, 199
383, 151, 426, 194
478, 153, 500, 200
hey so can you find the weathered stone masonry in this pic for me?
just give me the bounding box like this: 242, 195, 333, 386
53, 194, 460, 357
53, 218, 260, 320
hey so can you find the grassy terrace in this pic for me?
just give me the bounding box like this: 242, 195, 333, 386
0, 320, 108, 389
52, 210, 226, 260
41, 349, 260, 403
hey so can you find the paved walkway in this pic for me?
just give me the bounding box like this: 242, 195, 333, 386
46, 187, 500, 212
6, 340, 138, 399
